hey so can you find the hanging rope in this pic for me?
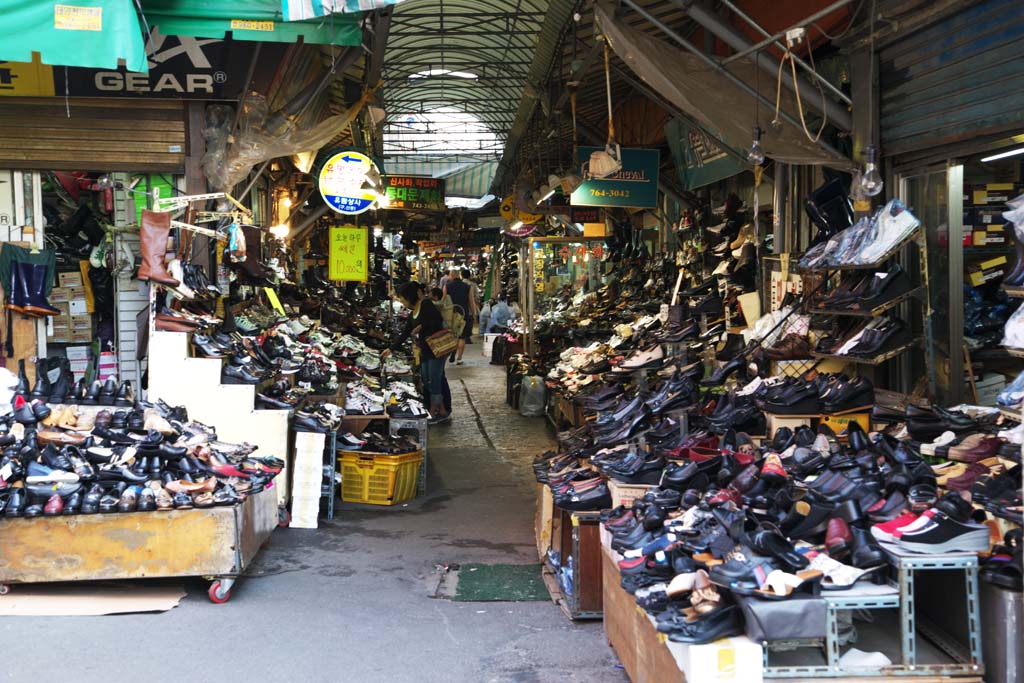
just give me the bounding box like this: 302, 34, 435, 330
773, 46, 828, 143
603, 44, 615, 145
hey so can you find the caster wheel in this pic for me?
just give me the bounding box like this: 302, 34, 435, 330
208, 581, 231, 604
0, 584, 10, 596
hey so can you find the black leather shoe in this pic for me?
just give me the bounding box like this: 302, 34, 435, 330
223, 364, 264, 384
63, 490, 83, 514
98, 378, 118, 405
81, 483, 103, 514
98, 465, 148, 483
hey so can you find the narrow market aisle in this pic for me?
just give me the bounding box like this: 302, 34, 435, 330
0, 351, 624, 683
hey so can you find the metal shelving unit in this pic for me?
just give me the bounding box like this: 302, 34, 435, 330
762, 543, 984, 678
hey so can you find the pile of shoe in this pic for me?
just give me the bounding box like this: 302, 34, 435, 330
292, 402, 344, 433
584, 416, 1011, 645
10, 358, 135, 407
814, 316, 913, 359
800, 199, 921, 269
345, 380, 385, 416
337, 429, 419, 455
0, 398, 282, 516
385, 381, 428, 418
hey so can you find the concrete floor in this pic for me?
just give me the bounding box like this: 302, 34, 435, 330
3, 349, 625, 683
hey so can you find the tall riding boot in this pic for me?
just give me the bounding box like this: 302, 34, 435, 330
30, 357, 51, 400
137, 210, 179, 287
23, 264, 60, 316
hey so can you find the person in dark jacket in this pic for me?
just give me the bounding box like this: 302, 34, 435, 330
385, 281, 450, 423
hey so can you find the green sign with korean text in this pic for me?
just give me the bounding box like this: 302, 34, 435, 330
384, 175, 446, 211
571, 147, 659, 208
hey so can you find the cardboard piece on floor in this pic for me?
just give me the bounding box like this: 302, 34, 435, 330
0, 580, 186, 616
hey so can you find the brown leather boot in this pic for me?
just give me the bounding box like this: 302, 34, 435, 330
137, 210, 179, 286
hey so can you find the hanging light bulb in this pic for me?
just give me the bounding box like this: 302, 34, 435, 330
860, 145, 884, 197
747, 126, 765, 166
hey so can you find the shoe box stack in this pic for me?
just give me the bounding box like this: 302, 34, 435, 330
290, 431, 327, 529
46, 273, 91, 345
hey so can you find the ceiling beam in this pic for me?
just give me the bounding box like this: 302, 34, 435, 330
490, 0, 578, 195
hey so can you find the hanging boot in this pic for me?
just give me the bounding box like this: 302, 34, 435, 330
6, 265, 37, 317
14, 359, 29, 397
30, 357, 51, 400
23, 264, 60, 316
137, 210, 179, 287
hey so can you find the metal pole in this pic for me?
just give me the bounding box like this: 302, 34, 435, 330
772, 163, 789, 255
677, 0, 853, 126
721, 0, 854, 76
617, 0, 849, 161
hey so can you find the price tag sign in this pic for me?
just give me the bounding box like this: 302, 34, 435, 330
328, 224, 369, 282
319, 151, 379, 215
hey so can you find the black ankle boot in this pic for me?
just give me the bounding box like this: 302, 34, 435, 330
48, 359, 72, 403
30, 357, 51, 400
15, 359, 29, 397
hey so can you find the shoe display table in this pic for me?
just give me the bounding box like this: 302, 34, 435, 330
0, 489, 277, 604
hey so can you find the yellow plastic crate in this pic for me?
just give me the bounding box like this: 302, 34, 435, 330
338, 450, 422, 505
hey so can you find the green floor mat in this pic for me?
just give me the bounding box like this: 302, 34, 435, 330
452, 563, 549, 602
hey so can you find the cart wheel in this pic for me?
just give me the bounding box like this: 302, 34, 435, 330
0, 584, 10, 596
277, 509, 291, 528
208, 581, 231, 604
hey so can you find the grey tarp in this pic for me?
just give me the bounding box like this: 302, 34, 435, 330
595, 2, 856, 171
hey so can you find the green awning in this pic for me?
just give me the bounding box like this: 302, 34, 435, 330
142, 0, 362, 44
2, 0, 148, 72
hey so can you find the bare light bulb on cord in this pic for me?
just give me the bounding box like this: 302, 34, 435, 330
860, 146, 884, 197
747, 126, 765, 166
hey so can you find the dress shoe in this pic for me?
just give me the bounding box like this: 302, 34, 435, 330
98, 378, 118, 405
4, 487, 26, 517
137, 487, 156, 512
118, 486, 139, 512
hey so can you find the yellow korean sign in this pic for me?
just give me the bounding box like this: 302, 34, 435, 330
328, 224, 369, 282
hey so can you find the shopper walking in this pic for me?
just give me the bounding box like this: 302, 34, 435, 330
385, 282, 450, 424
444, 269, 475, 365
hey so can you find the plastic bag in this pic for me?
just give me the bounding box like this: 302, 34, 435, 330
519, 375, 547, 417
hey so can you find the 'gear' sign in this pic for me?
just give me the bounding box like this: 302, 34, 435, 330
319, 152, 379, 215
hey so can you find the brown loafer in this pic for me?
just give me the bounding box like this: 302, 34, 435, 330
37, 430, 87, 446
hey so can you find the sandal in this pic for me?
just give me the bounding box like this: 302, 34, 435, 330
808, 551, 887, 590
689, 570, 722, 615
754, 569, 825, 600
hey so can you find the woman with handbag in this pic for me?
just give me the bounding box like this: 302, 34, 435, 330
384, 281, 452, 424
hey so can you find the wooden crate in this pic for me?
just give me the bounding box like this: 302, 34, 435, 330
602, 545, 685, 683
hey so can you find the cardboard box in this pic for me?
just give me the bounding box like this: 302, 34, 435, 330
68, 299, 89, 316
821, 412, 871, 440
69, 315, 91, 331
69, 329, 92, 343
58, 272, 83, 287
608, 479, 657, 508
49, 288, 70, 304
65, 346, 91, 361
970, 183, 1021, 206
968, 255, 1008, 286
